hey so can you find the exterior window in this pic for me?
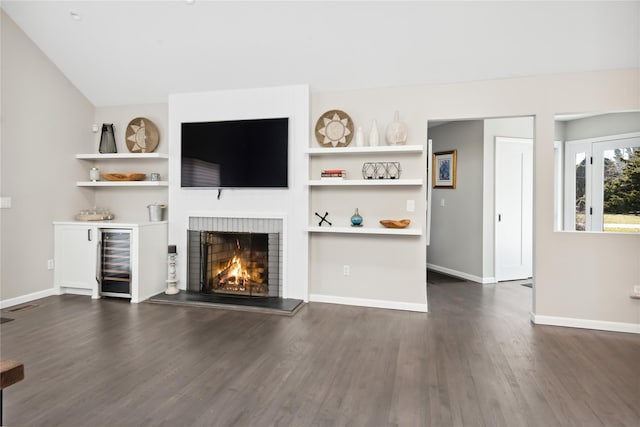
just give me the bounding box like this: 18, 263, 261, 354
563, 134, 640, 233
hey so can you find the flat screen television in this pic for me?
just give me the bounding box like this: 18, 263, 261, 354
181, 117, 289, 188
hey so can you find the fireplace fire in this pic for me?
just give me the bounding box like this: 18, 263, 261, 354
198, 231, 274, 297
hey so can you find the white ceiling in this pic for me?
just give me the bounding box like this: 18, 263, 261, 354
3, 1, 639, 107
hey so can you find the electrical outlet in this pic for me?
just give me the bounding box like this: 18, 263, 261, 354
633, 285, 640, 296
440, 199, 445, 207
343, 265, 350, 276
47, 259, 54, 270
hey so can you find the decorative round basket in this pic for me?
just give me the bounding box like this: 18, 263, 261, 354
125, 117, 159, 153
315, 110, 354, 147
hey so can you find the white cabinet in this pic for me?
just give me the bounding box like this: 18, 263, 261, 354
54, 221, 167, 303
54, 224, 100, 298
306, 144, 425, 235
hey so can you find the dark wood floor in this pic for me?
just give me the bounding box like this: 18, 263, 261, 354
1, 273, 639, 426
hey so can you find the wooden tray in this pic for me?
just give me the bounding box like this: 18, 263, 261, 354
75, 213, 115, 221
379, 219, 411, 229
100, 173, 146, 181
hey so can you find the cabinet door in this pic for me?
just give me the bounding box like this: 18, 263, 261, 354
54, 225, 98, 296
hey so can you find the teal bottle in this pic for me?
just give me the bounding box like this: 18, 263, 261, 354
351, 208, 363, 227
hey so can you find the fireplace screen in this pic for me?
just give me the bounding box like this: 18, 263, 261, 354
197, 231, 276, 297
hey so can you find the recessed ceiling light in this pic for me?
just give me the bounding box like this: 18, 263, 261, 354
69, 10, 82, 21
185, 0, 196, 5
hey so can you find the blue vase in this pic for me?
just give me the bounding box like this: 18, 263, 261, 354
351, 208, 363, 227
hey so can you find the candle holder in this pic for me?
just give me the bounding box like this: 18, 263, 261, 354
165, 245, 179, 295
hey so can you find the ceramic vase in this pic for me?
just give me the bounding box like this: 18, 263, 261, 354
99, 123, 117, 153
351, 208, 363, 227
369, 120, 379, 146
355, 126, 365, 147
385, 111, 408, 145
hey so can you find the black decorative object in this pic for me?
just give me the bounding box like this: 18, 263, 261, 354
315, 212, 332, 227
99, 123, 117, 153
362, 162, 401, 179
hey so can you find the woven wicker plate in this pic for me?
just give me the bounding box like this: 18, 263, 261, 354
315, 110, 354, 148
125, 117, 159, 153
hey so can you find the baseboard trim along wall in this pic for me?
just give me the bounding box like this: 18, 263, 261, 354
533, 314, 640, 334
0, 288, 57, 309
309, 294, 428, 313
427, 263, 495, 284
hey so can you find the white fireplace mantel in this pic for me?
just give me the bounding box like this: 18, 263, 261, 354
167, 85, 310, 301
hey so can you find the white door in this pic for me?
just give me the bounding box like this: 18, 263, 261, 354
495, 137, 533, 281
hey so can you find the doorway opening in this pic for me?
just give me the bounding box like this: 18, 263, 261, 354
425, 116, 535, 311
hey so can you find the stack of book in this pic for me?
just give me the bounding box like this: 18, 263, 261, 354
321, 169, 347, 180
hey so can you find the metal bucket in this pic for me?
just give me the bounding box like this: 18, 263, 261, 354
147, 203, 166, 222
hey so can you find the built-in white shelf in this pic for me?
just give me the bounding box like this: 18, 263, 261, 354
76, 181, 168, 187
308, 179, 423, 187
76, 153, 169, 160
307, 226, 422, 236
306, 145, 424, 156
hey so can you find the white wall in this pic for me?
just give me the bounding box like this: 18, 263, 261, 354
93, 104, 169, 222
0, 11, 94, 302
168, 85, 309, 301
309, 98, 429, 312
2, 9, 638, 332
312, 69, 640, 331
427, 121, 485, 282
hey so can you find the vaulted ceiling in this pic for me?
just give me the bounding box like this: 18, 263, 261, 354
3, 1, 639, 107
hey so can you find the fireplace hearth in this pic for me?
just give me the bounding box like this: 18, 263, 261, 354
149, 216, 301, 314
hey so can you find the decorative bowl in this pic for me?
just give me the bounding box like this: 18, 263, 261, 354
379, 219, 411, 229
100, 173, 146, 181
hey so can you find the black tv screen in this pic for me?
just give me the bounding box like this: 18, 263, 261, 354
181, 117, 289, 188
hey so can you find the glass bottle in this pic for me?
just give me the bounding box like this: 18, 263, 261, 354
351, 208, 363, 227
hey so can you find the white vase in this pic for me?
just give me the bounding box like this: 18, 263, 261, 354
369, 120, 379, 146
385, 111, 408, 145
355, 126, 365, 147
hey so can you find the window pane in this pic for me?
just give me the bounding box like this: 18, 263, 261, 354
602, 146, 640, 233
575, 153, 586, 231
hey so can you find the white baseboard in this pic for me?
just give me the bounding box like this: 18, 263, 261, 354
532, 314, 640, 334
427, 263, 495, 284
309, 294, 427, 313
0, 288, 57, 309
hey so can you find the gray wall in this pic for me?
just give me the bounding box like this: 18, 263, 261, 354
562, 112, 640, 141
427, 121, 484, 279
1, 11, 94, 301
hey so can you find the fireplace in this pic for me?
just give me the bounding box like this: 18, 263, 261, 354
199, 231, 274, 297
187, 217, 283, 298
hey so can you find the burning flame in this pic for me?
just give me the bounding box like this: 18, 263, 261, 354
220, 255, 251, 285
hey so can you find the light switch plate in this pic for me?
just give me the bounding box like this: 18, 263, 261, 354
0, 197, 11, 209
406, 199, 415, 212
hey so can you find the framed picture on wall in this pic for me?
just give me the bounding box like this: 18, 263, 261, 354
433, 150, 457, 188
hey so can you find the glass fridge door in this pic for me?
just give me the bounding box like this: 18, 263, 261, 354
99, 229, 132, 297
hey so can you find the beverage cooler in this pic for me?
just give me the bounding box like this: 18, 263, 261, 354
97, 229, 132, 298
